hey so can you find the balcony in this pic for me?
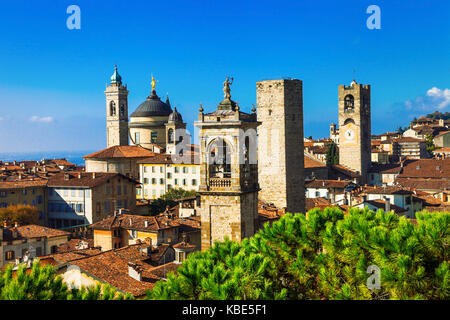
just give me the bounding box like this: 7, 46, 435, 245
209, 178, 232, 188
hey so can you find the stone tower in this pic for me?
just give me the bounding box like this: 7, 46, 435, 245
194, 78, 260, 251
338, 80, 371, 182
165, 104, 187, 155
256, 79, 305, 214
105, 65, 129, 147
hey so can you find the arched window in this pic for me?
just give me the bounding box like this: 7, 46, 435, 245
343, 118, 355, 126
344, 95, 354, 112
168, 128, 174, 144
110, 101, 116, 116
208, 138, 231, 178
119, 104, 125, 116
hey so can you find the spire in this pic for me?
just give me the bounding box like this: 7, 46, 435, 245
110, 64, 122, 85
166, 93, 171, 107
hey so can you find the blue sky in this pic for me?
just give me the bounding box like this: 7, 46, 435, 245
0, 0, 448, 153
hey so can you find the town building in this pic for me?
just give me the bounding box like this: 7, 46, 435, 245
0, 223, 70, 267
136, 153, 200, 200
47, 172, 138, 228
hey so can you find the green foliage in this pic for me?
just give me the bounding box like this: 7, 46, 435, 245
146, 207, 449, 300
425, 134, 437, 152
144, 188, 198, 216
425, 111, 450, 120
0, 260, 134, 300
161, 188, 198, 201
325, 142, 339, 166
0, 205, 40, 225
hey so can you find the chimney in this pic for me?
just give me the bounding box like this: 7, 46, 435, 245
439, 119, 444, 127
128, 263, 143, 281
144, 220, 149, 228
385, 197, 391, 213
92, 172, 96, 179
43, 165, 47, 172
14, 221, 18, 228
78, 173, 81, 179
140, 244, 152, 257
64, 173, 70, 181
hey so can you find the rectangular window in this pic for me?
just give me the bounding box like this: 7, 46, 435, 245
174, 167, 179, 173
117, 186, 122, 195
135, 132, 140, 144
183, 179, 187, 185
79, 189, 83, 197
152, 166, 155, 173
35, 247, 42, 257
160, 178, 164, 185
160, 166, 163, 173
192, 179, 197, 186
0, 191, 7, 198
86, 189, 90, 198
144, 178, 149, 184
183, 167, 188, 174
192, 167, 196, 174
123, 185, 127, 194
152, 178, 156, 184
5, 251, 14, 261
167, 172, 172, 179
151, 132, 157, 143
37, 195, 43, 204
143, 166, 148, 173
105, 201, 110, 212
71, 189, 76, 197
106, 186, 111, 194
117, 200, 122, 208
136, 188, 141, 195
175, 178, 178, 185
22, 189, 27, 195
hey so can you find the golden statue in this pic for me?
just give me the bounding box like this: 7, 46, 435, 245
151, 75, 158, 91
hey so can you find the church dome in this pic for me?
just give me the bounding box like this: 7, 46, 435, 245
168, 107, 183, 123
130, 90, 173, 117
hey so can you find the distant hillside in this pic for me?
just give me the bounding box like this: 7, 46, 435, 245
423, 111, 450, 120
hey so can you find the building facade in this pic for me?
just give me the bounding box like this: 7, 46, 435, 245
338, 80, 371, 183
195, 78, 260, 251
256, 79, 305, 213
105, 65, 129, 148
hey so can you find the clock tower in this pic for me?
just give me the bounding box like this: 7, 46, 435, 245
338, 80, 371, 183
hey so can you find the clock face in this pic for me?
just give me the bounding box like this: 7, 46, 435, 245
345, 128, 355, 140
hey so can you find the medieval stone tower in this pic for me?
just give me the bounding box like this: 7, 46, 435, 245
195, 78, 260, 251
165, 106, 187, 155
338, 80, 371, 182
256, 79, 305, 214
105, 65, 129, 147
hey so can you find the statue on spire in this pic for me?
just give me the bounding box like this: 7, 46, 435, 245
223, 77, 233, 100
151, 75, 158, 91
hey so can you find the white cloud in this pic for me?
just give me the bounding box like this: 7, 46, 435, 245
405, 87, 450, 111
29, 116, 54, 123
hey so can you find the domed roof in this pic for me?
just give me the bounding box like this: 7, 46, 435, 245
110, 65, 122, 84
130, 90, 173, 117
168, 107, 183, 123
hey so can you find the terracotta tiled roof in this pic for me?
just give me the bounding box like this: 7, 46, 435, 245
57, 238, 95, 252
2, 225, 70, 241
47, 172, 138, 188
83, 145, 155, 159
304, 155, 326, 168
330, 165, 360, 178
305, 179, 353, 189
368, 162, 403, 174
90, 212, 200, 233
397, 159, 450, 178
68, 245, 161, 297
0, 178, 48, 190
39, 248, 103, 264
395, 177, 450, 191
364, 199, 407, 214
362, 185, 413, 195
146, 262, 180, 279
51, 159, 76, 166
173, 241, 196, 249
137, 153, 199, 165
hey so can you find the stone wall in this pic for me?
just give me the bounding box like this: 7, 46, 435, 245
256, 79, 305, 214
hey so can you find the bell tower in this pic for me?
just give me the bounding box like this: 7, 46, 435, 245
105, 65, 129, 147
338, 80, 371, 182
194, 78, 261, 251
165, 104, 187, 155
